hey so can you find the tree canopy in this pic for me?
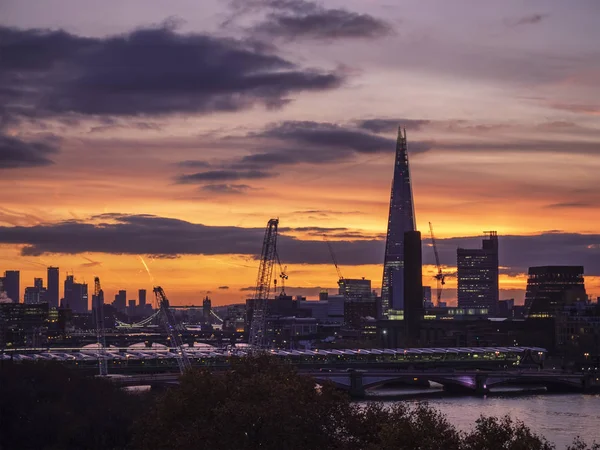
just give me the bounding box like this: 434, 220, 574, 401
1, 357, 598, 450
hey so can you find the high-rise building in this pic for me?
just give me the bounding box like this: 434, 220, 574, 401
525, 266, 587, 318
381, 127, 416, 317
47, 267, 59, 309
457, 231, 499, 314
63, 275, 88, 313
24, 278, 46, 304
3, 271, 20, 303
138, 289, 147, 307
339, 278, 372, 301
403, 230, 423, 343
112, 290, 127, 312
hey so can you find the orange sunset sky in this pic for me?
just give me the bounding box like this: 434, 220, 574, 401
1, 0, 599, 306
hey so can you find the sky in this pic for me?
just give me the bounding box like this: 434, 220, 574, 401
1, 0, 599, 306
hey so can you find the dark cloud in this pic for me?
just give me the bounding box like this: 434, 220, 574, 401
177, 170, 273, 183
1, 214, 598, 276
218, 286, 230, 290
0, 24, 343, 122
229, 0, 393, 41
356, 119, 431, 134
429, 233, 600, 276
175, 120, 426, 183
508, 13, 550, 27
0, 133, 59, 169
201, 184, 253, 194
0, 213, 383, 265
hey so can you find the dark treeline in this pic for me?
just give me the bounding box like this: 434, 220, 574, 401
0, 358, 597, 450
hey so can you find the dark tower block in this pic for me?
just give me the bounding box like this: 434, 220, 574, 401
403, 231, 423, 344
457, 231, 499, 314
381, 127, 416, 318
47, 267, 59, 309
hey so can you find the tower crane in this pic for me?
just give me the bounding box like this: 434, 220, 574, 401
153, 286, 191, 373
273, 252, 288, 297
93, 276, 108, 376
428, 222, 446, 306
248, 218, 279, 350
324, 236, 350, 300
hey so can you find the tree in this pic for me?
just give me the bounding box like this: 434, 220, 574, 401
131, 355, 352, 450
0, 362, 147, 450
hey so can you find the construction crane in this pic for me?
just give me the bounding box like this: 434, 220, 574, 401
93, 276, 108, 376
324, 236, 344, 285
428, 222, 446, 305
153, 286, 191, 373
274, 251, 288, 297
248, 218, 279, 350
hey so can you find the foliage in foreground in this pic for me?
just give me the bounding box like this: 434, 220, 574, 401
1, 357, 598, 450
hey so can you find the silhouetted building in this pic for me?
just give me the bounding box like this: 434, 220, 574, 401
138, 289, 147, 307
63, 275, 88, 313
381, 127, 416, 317
339, 278, 372, 301
47, 267, 59, 308
498, 299, 515, 318
3, 270, 20, 303
457, 231, 499, 314
112, 290, 127, 312
423, 286, 433, 308
404, 230, 423, 343
128, 300, 136, 316
24, 278, 46, 305
344, 300, 377, 329
525, 266, 587, 318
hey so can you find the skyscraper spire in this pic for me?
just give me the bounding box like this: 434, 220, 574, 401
381, 126, 416, 316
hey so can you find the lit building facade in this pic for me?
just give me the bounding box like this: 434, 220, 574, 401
525, 266, 587, 318
457, 232, 499, 314
381, 127, 416, 318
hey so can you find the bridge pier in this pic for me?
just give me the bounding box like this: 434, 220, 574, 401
349, 371, 366, 398
475, 374, 489, 395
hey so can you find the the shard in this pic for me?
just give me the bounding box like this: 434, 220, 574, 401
381, 127, 416, 317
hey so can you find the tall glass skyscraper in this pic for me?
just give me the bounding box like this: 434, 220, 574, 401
381, 127, 416, 317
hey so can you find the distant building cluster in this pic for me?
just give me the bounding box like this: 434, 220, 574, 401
1, 126, 599, 361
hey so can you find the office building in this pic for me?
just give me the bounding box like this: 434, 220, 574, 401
63, 275, 88, 313
403, 230, 424, 343
24, 278, 46, 305
138, 289, 147, 307
381, 127, 417, 317
112, 290, 127, 312
339, 278, 372, 301
47, 267, 59, 308
3, 270, 20, 303
457, 231, 499, 314
128, 299, 136, 316
525, 266, 587, 318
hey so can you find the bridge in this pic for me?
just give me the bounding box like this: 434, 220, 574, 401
105, 368, 600, 398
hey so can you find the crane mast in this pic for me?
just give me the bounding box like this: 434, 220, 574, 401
324, 236, 344, 284
93, 276, 108, 376
428, 222, 446, 306
248, 218, 279, 350
153, 286, 191, 373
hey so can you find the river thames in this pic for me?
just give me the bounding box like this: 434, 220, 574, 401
366, 389, 600, 449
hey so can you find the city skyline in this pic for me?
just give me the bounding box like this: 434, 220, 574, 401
1, 0, 599, 305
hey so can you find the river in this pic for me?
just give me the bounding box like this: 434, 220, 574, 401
363, 388, 600, 449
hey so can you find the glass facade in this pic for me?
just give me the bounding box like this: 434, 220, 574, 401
381, 128, 416, 317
